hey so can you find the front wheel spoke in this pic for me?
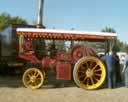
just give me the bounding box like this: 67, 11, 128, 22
27, 80, 32, 84
34, 71, 38, 76
36, 77, 41, 80
36, 74, 41, 78
34, 80, 39, 85
27, 74, 32, 78
35, 73, 40, 77
32, 82, 36, 86
30, 71, 34, 76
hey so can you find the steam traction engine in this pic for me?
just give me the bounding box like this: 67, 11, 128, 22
1, 26, 117, 90
16, 28, 117, 90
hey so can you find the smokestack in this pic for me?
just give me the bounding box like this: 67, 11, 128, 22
37, 0, 44, 28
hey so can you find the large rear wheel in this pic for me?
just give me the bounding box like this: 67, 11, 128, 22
73, 57, 106, 90
22, 68, 44, 89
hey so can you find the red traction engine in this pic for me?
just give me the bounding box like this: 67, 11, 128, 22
16, 28, 117, 90
42, 46, 97, 80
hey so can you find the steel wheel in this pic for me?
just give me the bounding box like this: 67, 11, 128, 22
73, 57, 106, 90
22, 68, 44, 89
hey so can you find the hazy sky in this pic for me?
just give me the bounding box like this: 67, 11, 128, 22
0, 0, 128, 42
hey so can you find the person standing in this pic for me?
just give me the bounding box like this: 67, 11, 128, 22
105, 52, 116, 89
122, 52, 128, 87
102, 46, 119, 89
112, 50, 121, 84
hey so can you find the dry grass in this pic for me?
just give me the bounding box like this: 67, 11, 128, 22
0, 76, 128, 102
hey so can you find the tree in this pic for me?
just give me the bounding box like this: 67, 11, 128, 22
101, 27, 116, 33
101, 27, 120, 51
0, 13, 27, 31
101, 27, 128, 52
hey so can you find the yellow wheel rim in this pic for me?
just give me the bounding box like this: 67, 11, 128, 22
22, 68, 44, 89
73, 57, 106, 90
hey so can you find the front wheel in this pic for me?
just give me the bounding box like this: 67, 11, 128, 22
73, 56, 106, 90
22, 68, 45, 89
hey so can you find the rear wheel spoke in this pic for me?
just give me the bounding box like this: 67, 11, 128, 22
83, 76, 88, 82
90, 77, 94, 85
92, 64, 98, 70
79, 74, 85, 78
86, 78, 90, 86
94, 68, 101, 72
78, 70, 85, 73
94, 77, 99, 82
85, 62, 89, 69
95, 73, 101, 77
89, 61, 93, 68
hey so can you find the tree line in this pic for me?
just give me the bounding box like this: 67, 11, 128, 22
0, 13, 27, 31
101, 27, 128, 52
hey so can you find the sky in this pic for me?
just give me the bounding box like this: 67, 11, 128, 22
0, 0, 128, 42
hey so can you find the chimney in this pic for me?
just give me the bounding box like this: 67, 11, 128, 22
37, 0, 44, 28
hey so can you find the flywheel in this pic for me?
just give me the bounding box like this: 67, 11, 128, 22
73, 56, 106, 90
72, 46, 86, 63
22, 68, 45, 89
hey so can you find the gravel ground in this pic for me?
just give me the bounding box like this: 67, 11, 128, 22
0, 76, 128, 102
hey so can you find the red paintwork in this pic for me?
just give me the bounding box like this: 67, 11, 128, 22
56, 61, 71, 80
86, 47, 96, 56
72, 46, 96, 63
42, 57, 56, 69
19, 39, 96, 80
16, 28, 116, 81
19, 45, 96, 80
72, 46, 87, 63
56, 51, 72, 62
18, 38, 40, 64
23, 40, 33, 51
19, 53, 40, 64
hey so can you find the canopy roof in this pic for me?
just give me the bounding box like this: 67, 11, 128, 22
16, 28, 117, 42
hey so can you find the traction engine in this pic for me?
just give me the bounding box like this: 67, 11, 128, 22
16, 28, 117, 90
